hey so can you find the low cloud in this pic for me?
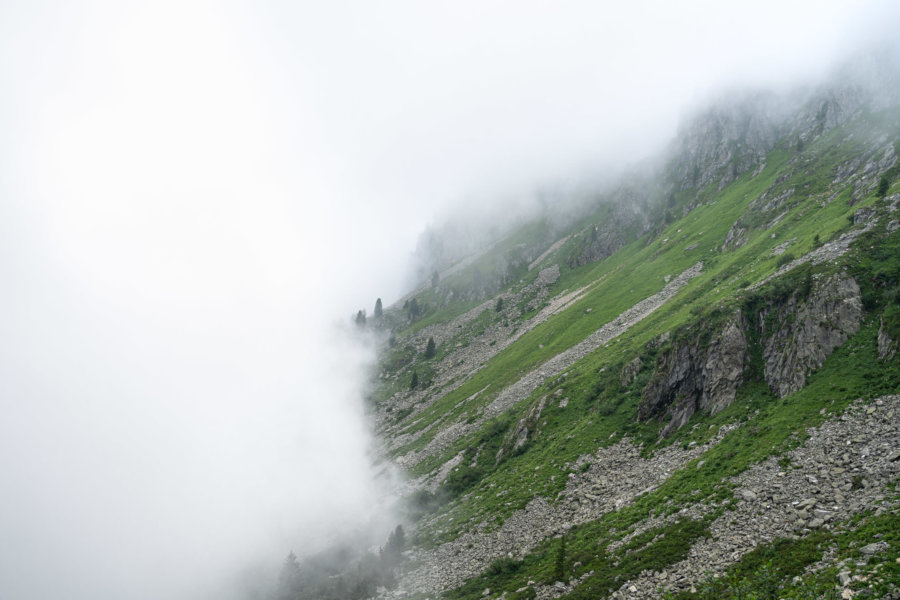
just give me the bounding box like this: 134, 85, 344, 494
1, 2, 898, 599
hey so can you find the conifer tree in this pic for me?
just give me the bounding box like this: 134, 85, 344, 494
554, 534, 567, 582
276, 551, 302, 599
878, 175, 890, 198
424, 337, 436, 358
374, 298, 383, 319
385, 525, 405, 557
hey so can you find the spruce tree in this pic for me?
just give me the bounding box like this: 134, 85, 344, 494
410, 371, 419, 389
424, 337, 436, 358
385, 525, 406, 557
374, 298, 383, 319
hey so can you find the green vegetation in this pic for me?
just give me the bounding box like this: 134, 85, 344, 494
360, 93, 900, 600
274, 525, 408, 600
445, 519, 710, 600
666, 509, 900, 600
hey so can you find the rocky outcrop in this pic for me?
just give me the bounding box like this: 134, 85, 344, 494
566, 202, 650, 268
534, 264, 560, 286
620, 357, 642, 387
702, 318, 750, 414
497, 394, 547, 462
791, 84, 867, 142
763, 275, 862, 397
641, 274, 863, 432
567, 222, 629, 268
640, 312, 748, 436
668, 93, 785, 191
878, 316, 898, 361
721, 223, 749, 251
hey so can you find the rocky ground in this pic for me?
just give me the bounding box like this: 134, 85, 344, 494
379, 395, 898, 600
571, 396, 899, 600
384, 421, 736, 598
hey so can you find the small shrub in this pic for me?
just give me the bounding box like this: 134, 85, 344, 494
877, 175, 889, 198
776, 252, 795, 269
486, 556, 521, 577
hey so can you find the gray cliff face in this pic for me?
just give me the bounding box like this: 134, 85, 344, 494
668, 93, 785, 192
790, 85, 866, 142
700, 318, 749, 414
639, 313, 748, 436
763, 275, 862, 398
641, 275, 864, 434
566, 202, 650, 268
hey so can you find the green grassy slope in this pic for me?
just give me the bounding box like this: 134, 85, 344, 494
368, 101, 900, 600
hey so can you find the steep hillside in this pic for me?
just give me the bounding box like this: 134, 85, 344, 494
278, 70, 900, 600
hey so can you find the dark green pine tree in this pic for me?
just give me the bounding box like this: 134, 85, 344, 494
877, 175, 890, 198
410, 370, 419, 390
424, 337, 436, 358
385, 524, 406, 559
554, 534, 567, 582
374, 297, 383, 319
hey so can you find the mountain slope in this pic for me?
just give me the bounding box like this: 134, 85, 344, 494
276, 62, 900, 600
361, 75, 900, 600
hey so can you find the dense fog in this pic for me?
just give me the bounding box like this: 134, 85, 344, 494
1, 1, 897, 599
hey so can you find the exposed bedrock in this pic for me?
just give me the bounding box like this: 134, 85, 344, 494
762, 275, 862, 397
640, 312, 748, 436
641, 274, 863, 434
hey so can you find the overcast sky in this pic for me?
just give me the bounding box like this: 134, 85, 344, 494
1, 1, 898, 599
